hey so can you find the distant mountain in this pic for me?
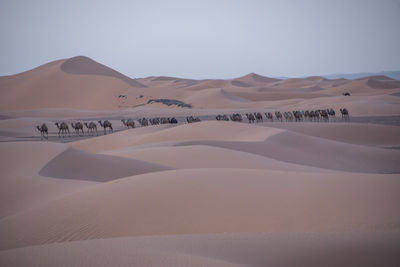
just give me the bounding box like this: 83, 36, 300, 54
322, 71, 400, 81
275, 71, 400, 81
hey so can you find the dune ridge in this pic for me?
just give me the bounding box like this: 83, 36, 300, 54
1, 56, 399, 111
39, 147, 171, 182
60, 56, 146, 88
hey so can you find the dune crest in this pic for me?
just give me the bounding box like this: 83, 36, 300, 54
60, 56, 146, 88
39, 147, 171, 182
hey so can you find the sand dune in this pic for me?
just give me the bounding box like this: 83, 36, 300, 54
1, 168, 399, 250
364, 76, 400, 89
1, 232, 399, 267
60, 56, 146, 88
102, 144, 337, 172
0, 142, 96, 219
39, 147, 170, 182
233, 73, 280, 85
72, 121, 284, 153
177, 131, 400, 173
0, 57, 147, 110
260, 122, 400, 146
1, 56, 399, 111
184, 88, 250, 107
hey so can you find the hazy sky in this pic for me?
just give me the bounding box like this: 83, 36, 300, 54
1, 0, 399, 79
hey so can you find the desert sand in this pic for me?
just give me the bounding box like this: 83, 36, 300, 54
1, 56, 400, 266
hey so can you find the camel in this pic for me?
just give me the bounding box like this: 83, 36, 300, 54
293, 111, 302, 122
169, 117, 178, 124
98, 120, 113, 134
160, 118, 169, 124
84, 122, 98, 135
121, 119, 135, 129
228, 113, 241, 122
71, 122, 84, 136
283, 112, 292, 122
138, 118, 149, 127
186, 116, 201, 123
255, 112, 263, 122
340, 108, 350, 121
186, 116, 193, 123
216, 114, 229, 121
36, 123, 48, 140
265, 112, 273, 122
320, 110, 329, 122
314, 110, 320, 121
246, 113, 256, 123
150, 118, 160, 125
275, 111, 283, 122
55, 122, 70, 138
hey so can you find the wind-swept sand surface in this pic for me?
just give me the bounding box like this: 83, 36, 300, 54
1, 56, 400, 266
1, 232, 400, 267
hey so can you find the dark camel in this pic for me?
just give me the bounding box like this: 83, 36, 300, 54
98, 120, 113, 134
84, 122, 98, 135
246, 113, 255, 123
71, 122, 84, 136
169, 117, 178, 124
265, 112, 273, 122
340, 108, 350, 121
55, 122, 70, 138
121, 119, 135, 129
36, 123, 48, 140
138, 118, 149, 127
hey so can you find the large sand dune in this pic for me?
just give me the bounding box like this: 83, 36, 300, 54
1, 168, 399, 251
1, 56, 399, 111
176, 132, 400, 173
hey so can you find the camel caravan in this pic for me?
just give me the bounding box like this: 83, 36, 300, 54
36, 116, 180, 139
36, 108, 349, 140
216, 108, 348, 123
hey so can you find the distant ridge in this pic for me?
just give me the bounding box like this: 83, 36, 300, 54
275, 71, 400, 81
233, 73, 280, 84
61, 56, 146, 88
321, 71, 400, 81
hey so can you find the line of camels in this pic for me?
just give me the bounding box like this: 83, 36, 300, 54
218, 108, 349, 123
35, 108, 349, 140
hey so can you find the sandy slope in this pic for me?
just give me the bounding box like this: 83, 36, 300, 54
176, 132, 400, 173
39, 147, 171, 182
260, 122, 400, 146
71, 121, 284, 153
1, 168, 399, 250
1, 232, 399, 267
0, 142, 96, 219
102, 144, 339, 172
0, 57, 146, 110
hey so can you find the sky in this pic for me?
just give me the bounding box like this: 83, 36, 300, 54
1, 0, 399, 79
